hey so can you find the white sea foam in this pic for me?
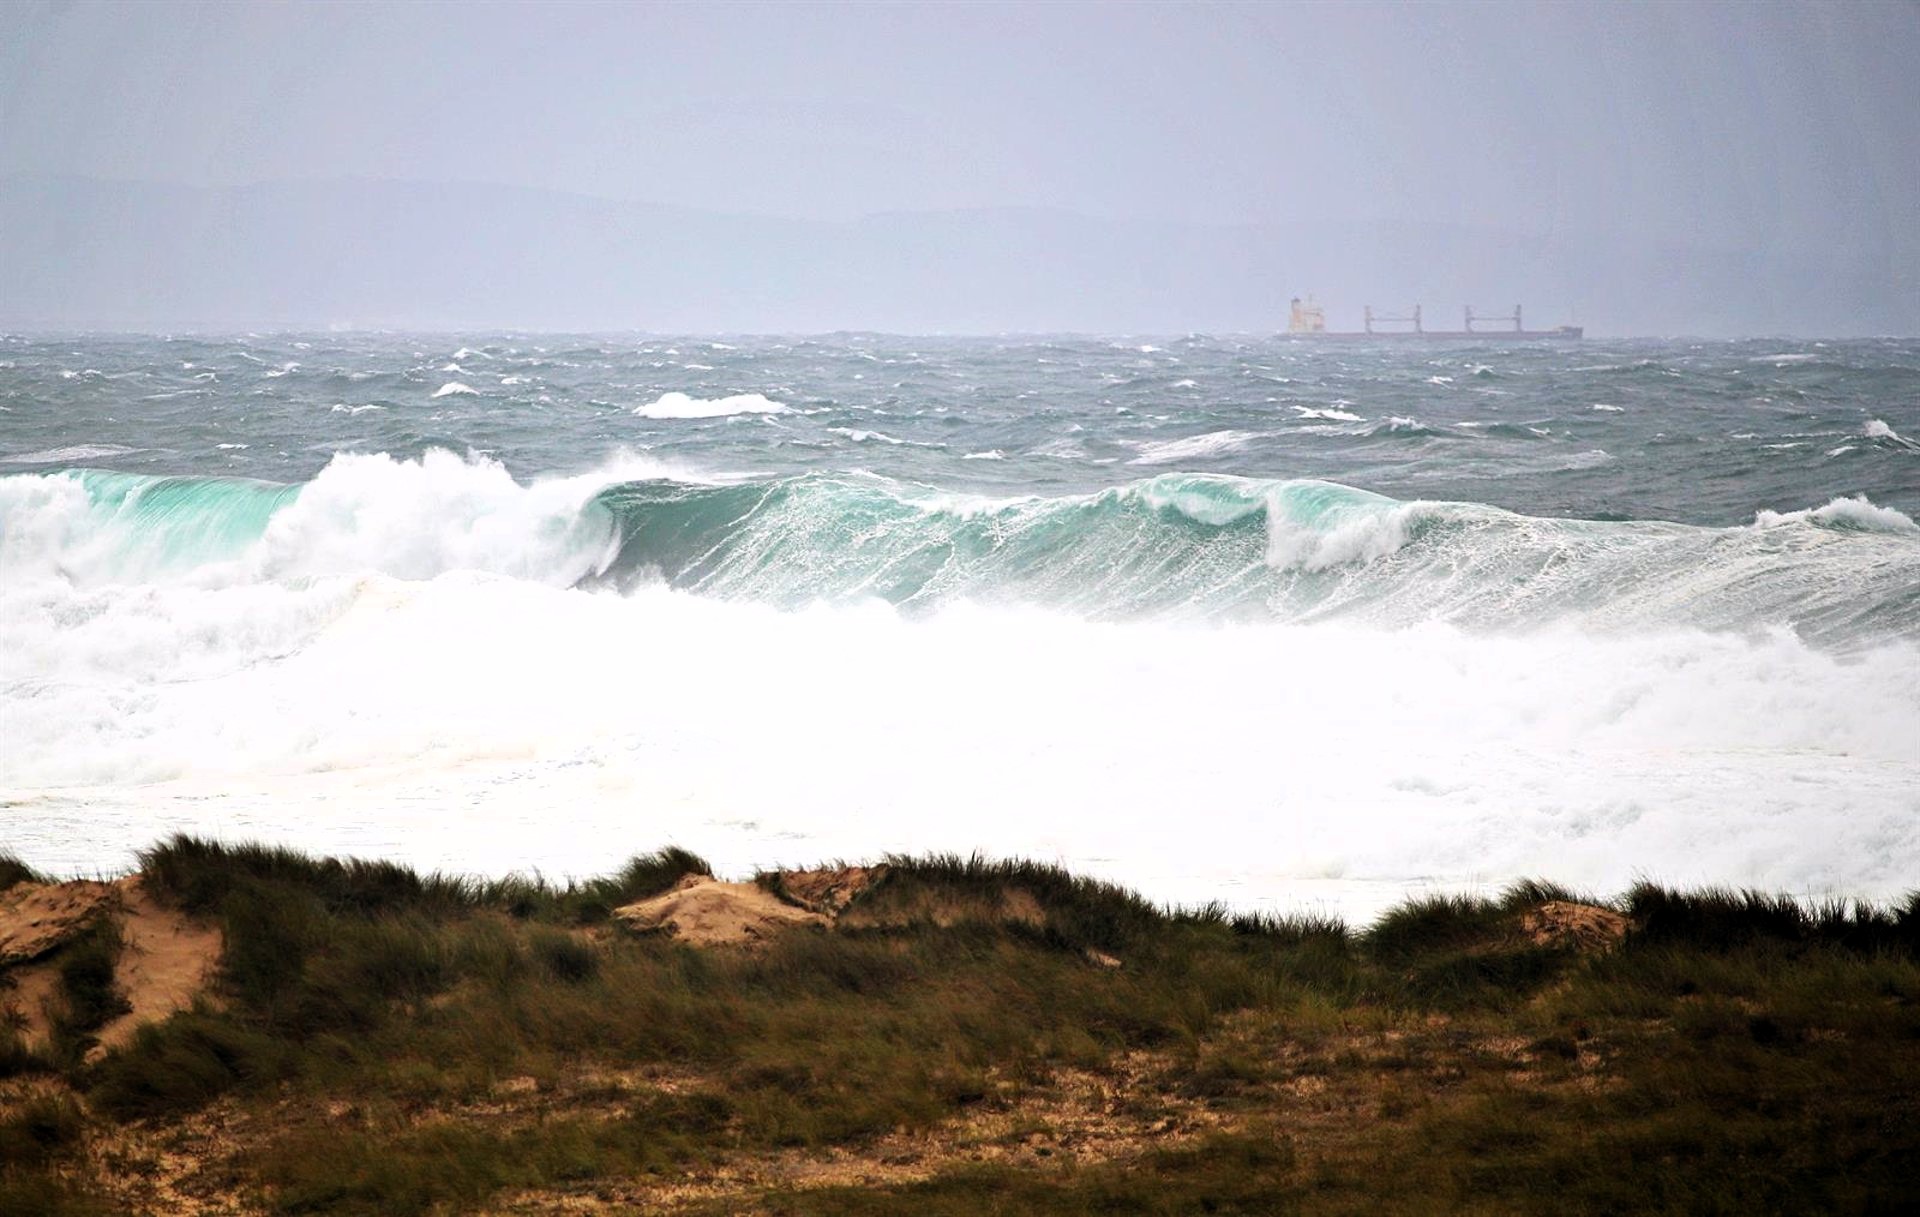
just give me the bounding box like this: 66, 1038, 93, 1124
1753, 495, 1919, 535
1264, 496, 1426, 571
831, 428, 908, 446
432, 381, 478, 398
634, 391, 790, 419
1865, 418, 1920, 449
3, 444, 143, 464
1126, 429, 1259, 465
1292, 406, 1364, 422
1591, 403, 1623, 412
3, 577, 1915, 923
962, 449, 1006, 461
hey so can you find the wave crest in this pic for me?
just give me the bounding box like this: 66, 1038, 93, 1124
634, 391, 790, 419
1754, 495, 1919, 535
4, 453, 1916, 642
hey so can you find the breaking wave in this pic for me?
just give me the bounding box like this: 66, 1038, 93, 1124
4, 449, 1917, 643
634, 391, 790, 419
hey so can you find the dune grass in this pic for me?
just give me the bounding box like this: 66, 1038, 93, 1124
2, 838, 1916, 1214
0, 854, 43, 896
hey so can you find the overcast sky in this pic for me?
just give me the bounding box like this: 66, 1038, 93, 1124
5, 0, 1916, 247
1, 1, 1915, 334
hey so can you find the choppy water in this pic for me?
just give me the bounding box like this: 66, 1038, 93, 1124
3, 333, 1917, 919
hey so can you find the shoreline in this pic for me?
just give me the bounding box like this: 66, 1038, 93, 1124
4, 836, 1916, 1213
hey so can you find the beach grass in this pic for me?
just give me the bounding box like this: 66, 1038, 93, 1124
1, 835, 1916, 1214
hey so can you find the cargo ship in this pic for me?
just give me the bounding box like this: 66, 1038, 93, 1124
1288, 297, 1582, 340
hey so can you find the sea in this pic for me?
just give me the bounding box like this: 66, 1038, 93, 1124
2, 333, 1917, 922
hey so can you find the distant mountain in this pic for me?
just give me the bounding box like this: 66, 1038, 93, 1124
1, 176, 1912, 336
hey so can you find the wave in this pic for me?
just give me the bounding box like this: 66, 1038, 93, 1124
0, 451, 627, 588
4, 444, 144, 465
6, 564, 1917, 906
1754, 495, 1919, 535
4, 450, 1916, 643
1865, 418, 1920, 451
634, 391, 789, 419
1124, 429, 1260, 464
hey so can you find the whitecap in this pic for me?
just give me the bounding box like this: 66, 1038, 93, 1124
432, 382, 478, 398
634, 391, 789, 419
1865, 419, 1920, 450
1753, 495, 1918, 534
1292, 406, 1363, 423
1126, 429, 1259, 465
3, 444, 143, 465
832, 428, 906, 446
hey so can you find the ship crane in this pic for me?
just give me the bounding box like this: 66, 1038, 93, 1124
1465, 305, 1523, 334
1288, 297, 1581, 340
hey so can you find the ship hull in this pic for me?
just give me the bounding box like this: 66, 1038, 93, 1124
1288, 327, 1584, 340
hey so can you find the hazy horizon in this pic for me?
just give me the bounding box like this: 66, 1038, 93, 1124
2, 0, 1916, 335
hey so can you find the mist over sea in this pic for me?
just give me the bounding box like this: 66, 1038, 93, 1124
3, 333, 1917, 920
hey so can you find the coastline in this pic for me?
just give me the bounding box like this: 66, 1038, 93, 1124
4, 838, 1916, 1214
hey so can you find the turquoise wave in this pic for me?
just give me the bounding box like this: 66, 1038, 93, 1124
4, 457, 1916, 642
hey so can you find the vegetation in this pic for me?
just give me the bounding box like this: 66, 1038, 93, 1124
0, 836, 1915, 1214
0, 854, 42, 896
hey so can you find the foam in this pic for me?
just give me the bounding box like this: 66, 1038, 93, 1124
830, 427, 934, 448
431, 382, 478, 397
4, 444, 143, 464
1754, 495, 1919, 535
1292, 406, 1364, 422
635, 391, 790, 419
1126, 429, 1259, 465
4, 584, 1915, 922
1262, 487, 1426, 571
1865, 419, 1919, 450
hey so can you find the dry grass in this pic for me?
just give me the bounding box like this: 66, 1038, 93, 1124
0, 839, 1915, 1215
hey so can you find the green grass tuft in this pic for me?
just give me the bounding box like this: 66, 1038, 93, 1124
1627, 883, 1917, 953
49, 919, 130, 1068
0, 853, 44, 895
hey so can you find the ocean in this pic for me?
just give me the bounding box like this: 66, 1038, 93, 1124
2, 333, 1916, 921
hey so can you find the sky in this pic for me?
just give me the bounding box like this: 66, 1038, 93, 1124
0, 0, 1915, 332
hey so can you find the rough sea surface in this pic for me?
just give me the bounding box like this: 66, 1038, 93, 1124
3, 334, 1917, 920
